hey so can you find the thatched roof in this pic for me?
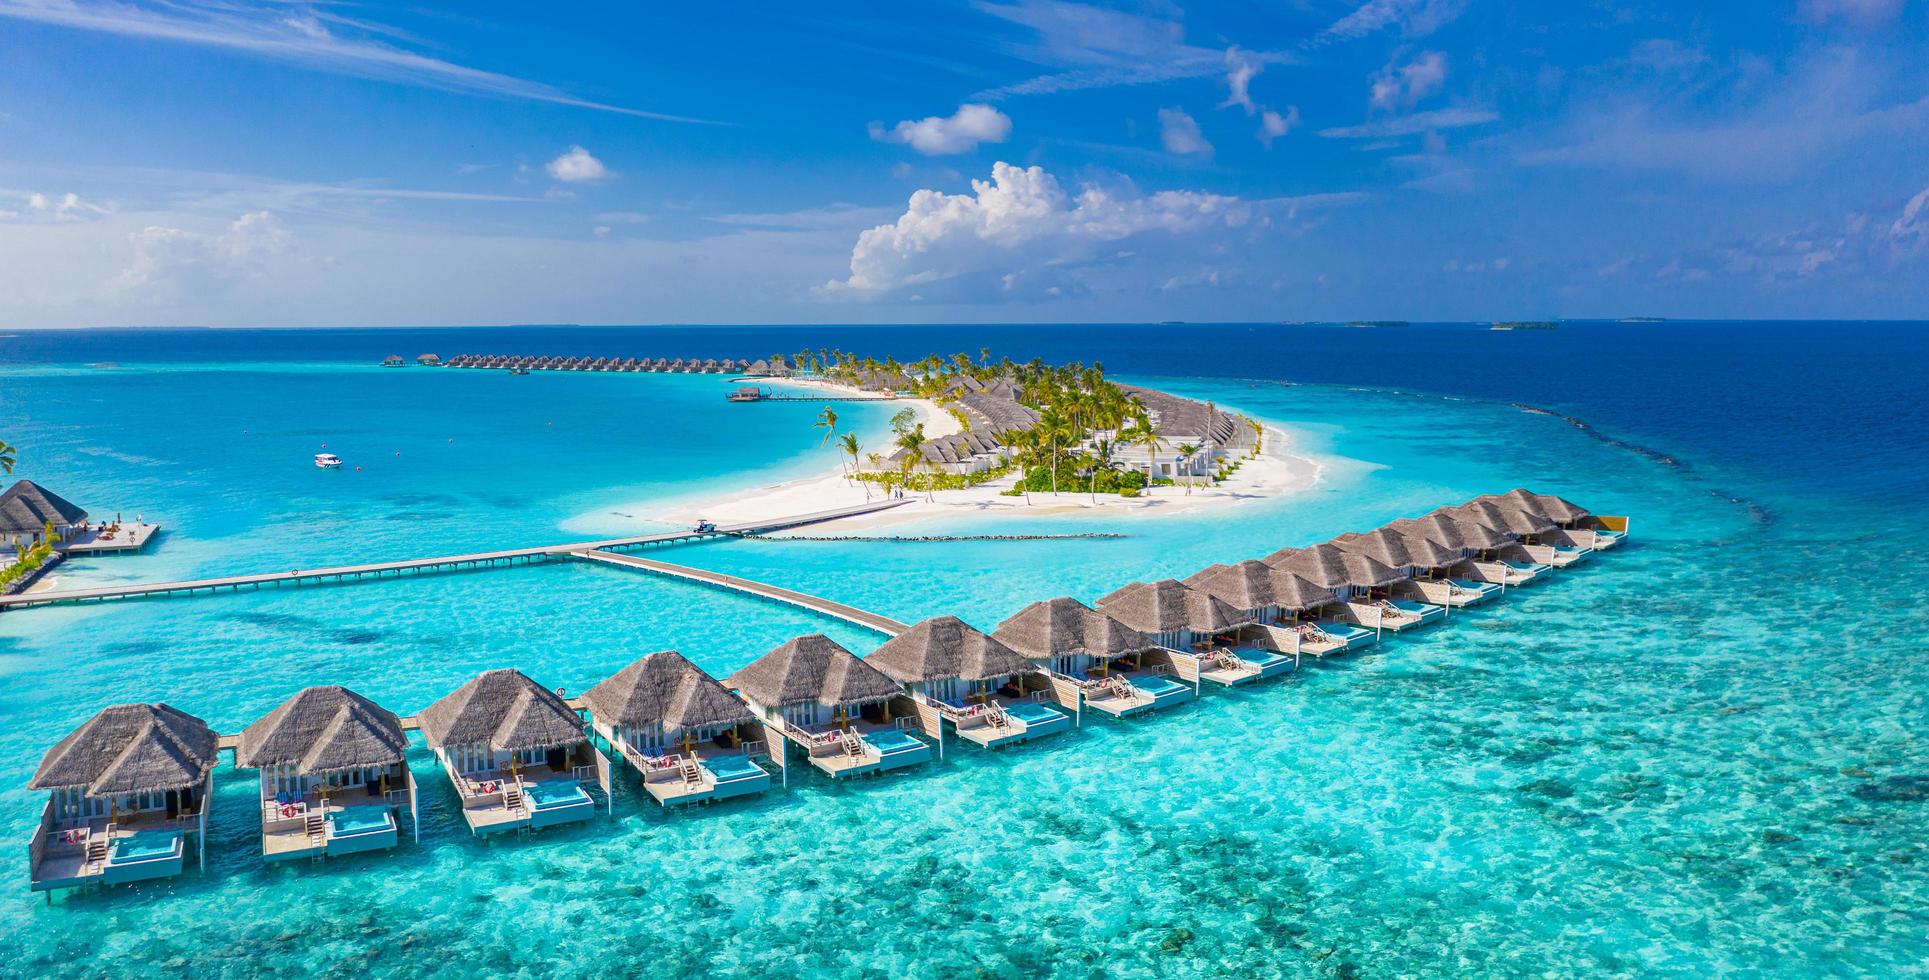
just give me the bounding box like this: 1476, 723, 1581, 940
991, 597, 1154, 661
1332, 529, 1417, 570
727, 634, 905, 709
1381, 526, 1463, 567
236, 686, 408, 774
0, 480, 87, 534
581, 651, 753, 734
1488, 488, 1591, 524
1264, 542, 1404, 589
1405, 511, 1515, 550
416, 669, 584, 752
1452, 499, 1556, 537
30, 703, 217, 795
865, 615, 1035, 684
1096, 579, 1247, 635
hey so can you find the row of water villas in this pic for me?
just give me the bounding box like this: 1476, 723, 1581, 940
438, 354, 786, 375
25, 488, 1627, 897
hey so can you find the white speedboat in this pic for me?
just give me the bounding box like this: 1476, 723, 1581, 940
314, 453, 342, 469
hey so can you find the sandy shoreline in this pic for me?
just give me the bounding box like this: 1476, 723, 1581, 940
566, 375, 1324, 536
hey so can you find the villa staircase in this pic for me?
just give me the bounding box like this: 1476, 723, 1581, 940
1101, 676, 1137, 702
677, 757, 705, 786
303, 811, 326, 846
839, 732, 867, 761
84, 834, 108, 872
982, 704, 1010, 730
503, 781, 526, 817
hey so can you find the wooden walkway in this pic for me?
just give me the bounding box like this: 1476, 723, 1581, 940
573, 550, 908, 636
0, 500, 908, 610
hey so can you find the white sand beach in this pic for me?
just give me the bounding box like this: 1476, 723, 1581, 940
569, 375, 1325, 537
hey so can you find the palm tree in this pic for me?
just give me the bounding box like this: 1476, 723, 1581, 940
1176, 443, 1198, 494
813, 405, 839, 446
0, 438, 14, 475
838, 432, 867, 499
1088, 438, 1122, 503
895, 423, 931, 501
1127, 417, 1162, 493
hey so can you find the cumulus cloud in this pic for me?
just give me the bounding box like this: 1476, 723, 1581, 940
823, 162, 1261, 298
1259, 107, 1299, 146
1158, 108, 1212, 156
1370, 51, 1447, 110
119, 210, 294, 299
545, 146, 612, 183
1220, 48, 1260, 114
869, 104, 1013, 155
0, 191, 111, 222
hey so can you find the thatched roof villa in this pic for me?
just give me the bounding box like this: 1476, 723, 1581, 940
866, 615, 1072, 748
727, 635, 931, 779
235, 685, 416, 861
582, 651, 772, 804
417, 669, 604, 834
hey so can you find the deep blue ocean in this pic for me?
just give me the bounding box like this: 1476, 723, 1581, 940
1, 321, 1925, 977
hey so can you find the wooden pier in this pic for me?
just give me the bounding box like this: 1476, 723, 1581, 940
0, 501, 908, 611
572, 550, 908, 636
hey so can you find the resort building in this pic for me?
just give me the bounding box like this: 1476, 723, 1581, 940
1110, 385, 1250, 482
1445, 502, 1563, 579
1262, 544, 1404, 646
581, 651, 775, 805
1, 479, 87, 547
1471, 489, 1609, 560
864, 615, 1074, 749
28, 703, 218, 894
1097, 579, 1292, 685
1183, 559, 1351, 658
726, 635, 933, 779
992, 597, 1192, 718
415, 669, 607, 835
1329, 530, 1450, 626
1389, 509, 1541, 588
235, 686, 418, 862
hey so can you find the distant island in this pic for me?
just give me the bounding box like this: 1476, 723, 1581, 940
1620, 316, 1667, 323
1345, 320, 1409, 328
1491, 320, 1559, 331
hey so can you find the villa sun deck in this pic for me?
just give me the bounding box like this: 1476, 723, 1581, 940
1399, 577, 1503, 608
1070, 657, 1197, 718
616, 741, 775, 807
1188, 643, 1297, 684
259, 776, 416, 861
30, 806, 203, 892
444, 763, 601, 834
778, 716, 934, 778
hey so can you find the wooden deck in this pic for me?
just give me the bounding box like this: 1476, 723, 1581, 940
0, 500, 908, 610
572, 550, 909, 636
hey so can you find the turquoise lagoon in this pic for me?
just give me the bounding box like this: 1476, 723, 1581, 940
0, 324, 1925, 977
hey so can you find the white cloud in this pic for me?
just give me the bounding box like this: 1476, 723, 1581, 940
1370, 52, 1447, 110
869, 104, 1013, 155
1319, 106, 1497, 138
592, 211, 651, 224
1800, 0, 1905, 27
1890, 185, 1929, 248
1258, 107, 1299, 147
546, 146, 611, 183
0, 191, 111, 222
824, 162, 1274, 298
119, 210, 295, 299
1220, 48, 1260, 114
974, 0, 1258, 97
1315, 0, 1465, 43
1158, 108, 1212, 156
0, 0, 716, 123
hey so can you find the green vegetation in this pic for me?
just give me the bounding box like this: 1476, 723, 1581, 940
0, 438, 14, 474
0, 533, 55, 591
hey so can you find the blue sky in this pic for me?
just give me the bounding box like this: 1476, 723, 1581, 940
1, 0, 1925, 326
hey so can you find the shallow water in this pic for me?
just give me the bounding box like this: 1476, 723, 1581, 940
1, 324, 1924, 977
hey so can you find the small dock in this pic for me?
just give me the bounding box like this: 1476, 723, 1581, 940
573, 550, 908, 636
59, 523, 161, 555
0, 501, 908, 611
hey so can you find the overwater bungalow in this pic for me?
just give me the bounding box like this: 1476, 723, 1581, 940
1476, 489, 1612, 558
235, 686, 418, 862
1381, 525, 1502, 607
1097, 579, 1290, 685
1183, 560, 1350, 658
582, 651, 775, 804
27, 704, 218, 894
1, 479, 88, 547
992, 597, 1192, 718
727, 635, 933, 779
1330, 529, 1450, 626
382, 354, 404, 367
865, 615, 1074, 749
1390, 510, 1537, 588
1263, 544, 1408, 642
1448, 501, 1565, 578
416, 669, 607, 835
